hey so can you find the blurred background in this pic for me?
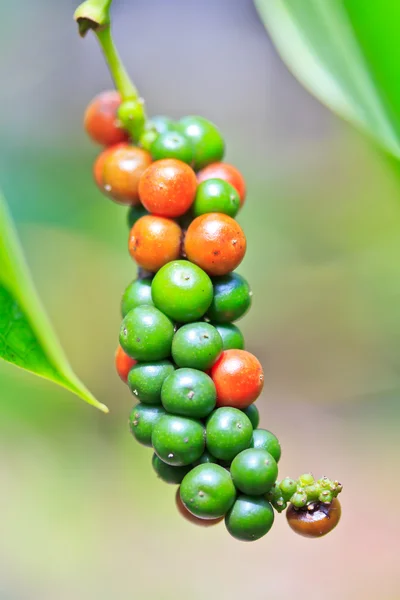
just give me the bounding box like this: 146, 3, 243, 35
1, 0, 400, 598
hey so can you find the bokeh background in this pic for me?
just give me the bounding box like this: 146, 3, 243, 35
1, 1, 400, 598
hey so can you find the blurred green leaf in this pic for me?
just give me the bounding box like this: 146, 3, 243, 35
254, 0, 400, 159
0, 192, 108, 413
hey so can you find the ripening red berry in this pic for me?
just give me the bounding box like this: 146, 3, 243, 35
211, 349, 264, 409
84, 90, 129, 146
184, 213, 246, 276
115, 344, 137, 383
128, 215, 182, 272
101, 144, 153, 204
197, 162, 246, 206
93, 143, 125, 189
138, 159, 197, 218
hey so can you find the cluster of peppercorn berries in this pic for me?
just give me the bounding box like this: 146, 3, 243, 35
84, 90, 342, 542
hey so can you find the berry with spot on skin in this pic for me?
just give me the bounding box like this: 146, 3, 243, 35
121, 277, 154, 318
151, 130, 194, 164
243, 404, 259, 429
172, 322, 223, 371
225, 495, 274, 542
207, 273, 252, 323
206, 407, 253, 461
151, 260, 213, 323
251, 429, 281, 463
231, 449, 278, 495
197, 162, 246, 206
115, 344, 137, 383
279, 477, 298, 501
161, 368, 216, 418
286, 498, 341, 538
184, 213, 246, 276
178, 116, 225, 170
211, 322, 245, 351
126, 203, 149, 229
128, 215, 182, 272
179, 463, 236, 519
139, 159, 197, 218
152, 414, 205, 466
175, 487, 224, 526
119, 305, 174, 361
129, 403, 166, 447
102, 144, 152, 204
84, 90, 129, 146
211, 349, 264, 409
128, 360, 175, 405
152, 453, 191, 484
193, 179, 240, 218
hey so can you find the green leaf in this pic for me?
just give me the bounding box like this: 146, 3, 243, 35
254, 0, 400, 160
0, 192, 108, 413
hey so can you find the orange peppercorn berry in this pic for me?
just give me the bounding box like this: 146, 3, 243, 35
175, 488, 224, 527
115, 344, 137, 383
84, 90, 129, 146
138, 159, 197, 218
197, 162, 246, 206
184, 213, 246, 276
128, 215, 182, 272
210, 349, 264, 409
102, 143, 153, 205
93, 143, 125, 190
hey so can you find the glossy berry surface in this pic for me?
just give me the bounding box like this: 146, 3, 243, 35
152, 454, 191, 484
180, 464, 236, 519
210, 322, 245, 351
151, 131, 194, 164
93, 143, 124, 189
251, 429, 281, 463
151, 260, 213, 323
231, 449, 278, 495
161, 368, 216, 418
151, 115, 175, 135
286, 498, 341, 538
175, 488, 224, 526
121, 277, 153, 317
117, 99, 145, 138
152, 414, 205, 466
128, 216, 182, 272
128, 360, 175, 405
171, 322, 223, 371
84, 90, 128, 146
119, 305, 174, 361
193, 179, 240, 218
179, 116, 225, 170
243, 404, 260, 429
211, 350, 264, 409
197, 162, 246, 206
129, 403, 166, 447
206, 407, 253, 461
207, 273, 252, 323
225, 495, 274, 541
139, 159, 197, 218
102, 144, 152, 204
184, 213, 246, 276
115, 345, 137, 383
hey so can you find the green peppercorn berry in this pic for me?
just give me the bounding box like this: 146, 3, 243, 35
206, 407, 253, 461
266, 484, 287, 513
121, 277, 154, 318
151, 260, 213, 323
139, 116, 175, 150
172, 322, 223, 371
129, 403, 166, 447
127, 204, 149, 229
193, 179, 240, 218
127, 360, 175, 405
299, 473, 315, 487
151, 130, 194, 164
291, 491, 308, 508
152, 414, 205, 466
251, 429, 281, 463
279, 477, 297, 501
117, 99, 145, 138
120, 306, 174, 361
243, 404, 260, 429
180, 464, 236, 519
210, 322, 245, 350
231, 449, 278, 495
151, 453, 191, 484
225, 495, 274, 542
206, 273, 252, 323
193, 450, 218, 466
161, 368, 216, 418
151, 115, 175, 134
179, 116, 225, 170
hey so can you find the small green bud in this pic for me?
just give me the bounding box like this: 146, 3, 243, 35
279, 477, 297, 501
291, 491, 308, 508
298, 473, 314, 487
